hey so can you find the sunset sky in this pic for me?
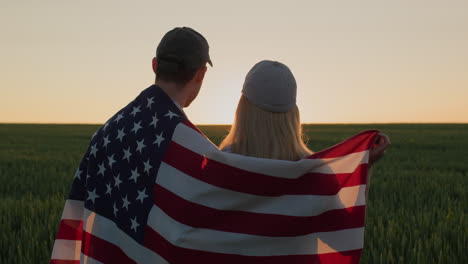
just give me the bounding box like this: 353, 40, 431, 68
1, 0, 467, 124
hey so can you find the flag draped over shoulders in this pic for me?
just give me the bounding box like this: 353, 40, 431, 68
50, 85, 379, 264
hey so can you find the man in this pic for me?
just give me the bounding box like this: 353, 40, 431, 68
51, 27, 389, 263
50, 26, 213, 263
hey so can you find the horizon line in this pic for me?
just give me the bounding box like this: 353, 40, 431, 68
1, 122, 467, 126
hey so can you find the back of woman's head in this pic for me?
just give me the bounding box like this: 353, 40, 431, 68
219, 60, 312, 160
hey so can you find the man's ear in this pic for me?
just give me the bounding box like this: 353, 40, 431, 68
152, 57, 158, 74
195, 66, 207, 83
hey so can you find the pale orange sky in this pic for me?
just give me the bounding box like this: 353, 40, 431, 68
1, 0, 467, 124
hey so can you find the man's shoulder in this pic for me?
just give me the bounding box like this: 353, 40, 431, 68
105, 85, 185, 126
89, 84, 187, 151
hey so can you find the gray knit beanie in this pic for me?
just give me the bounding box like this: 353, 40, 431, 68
242, 60, 297, 112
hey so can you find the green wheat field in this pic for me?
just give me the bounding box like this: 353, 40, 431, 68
0, 123, 466, 263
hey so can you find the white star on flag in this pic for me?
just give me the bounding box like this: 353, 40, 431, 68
149, 114, 159, 129
97, 163, 106, 176
108, 154, 116, 168
116, 128, 126, 142
105, 183, 112, 196
130, 217, 139, 232
153, 131, 165, 147
131, 121, 142, 134
165, 110, 178, 119
147, 97, 155, 109
103, 135, 111, 148
136, 188, 148, 203
87, 188, 99, 204
74, 169, 81, 180
114, 174, 122, 189
114, 112, 124, 123
136, 139, 146, 154
130, 105, 141, 117
113, 202, 119, 217
129, 168, 140, 183
90, 143, 98, 157
122, 147, 132, 162
143, 159, 152, 174
121, 195, 130, 211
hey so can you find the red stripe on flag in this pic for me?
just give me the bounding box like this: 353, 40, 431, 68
306, 130, 379, 159
55, 219, 83, 240
81, 231, 136, 264
154, 184, 365, 237
50, 260, 79, 264
163, 141, 368, 196
144, 225, 362, 264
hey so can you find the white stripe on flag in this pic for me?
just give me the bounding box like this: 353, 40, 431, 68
82, 209, 168, 264
148, 205, 364, 256
61, 199, 84, 220
157, 162, 366, 217
321, 151, 369, 174
51, 239, 81, 261
206, 150, 368, 176
172, 123, 220, 152
172, 123, 368, 177
81, 253, 104, 264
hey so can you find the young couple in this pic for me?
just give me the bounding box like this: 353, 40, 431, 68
154, 27, 389, 162
51, 26, 390, 263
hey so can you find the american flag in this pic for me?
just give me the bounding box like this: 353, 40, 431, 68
50, 84, 379, 264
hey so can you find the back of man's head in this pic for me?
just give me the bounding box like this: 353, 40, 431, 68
155, 27, 213, 85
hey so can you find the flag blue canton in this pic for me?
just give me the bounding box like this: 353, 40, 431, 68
68, 85, 186, 242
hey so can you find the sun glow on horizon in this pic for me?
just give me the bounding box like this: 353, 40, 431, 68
1, 1, 468, 124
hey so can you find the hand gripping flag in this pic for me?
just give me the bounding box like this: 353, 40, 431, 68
50, 85, 379, 264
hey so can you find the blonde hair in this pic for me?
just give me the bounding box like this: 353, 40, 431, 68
219, 95, 313, 161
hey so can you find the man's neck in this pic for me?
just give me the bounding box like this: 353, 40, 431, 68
155, 80, 188, 108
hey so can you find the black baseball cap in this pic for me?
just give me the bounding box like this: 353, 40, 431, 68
156, 27, 213, 72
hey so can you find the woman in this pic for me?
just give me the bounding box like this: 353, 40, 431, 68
221, 60, 389, 201
219, 60, 312, 161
